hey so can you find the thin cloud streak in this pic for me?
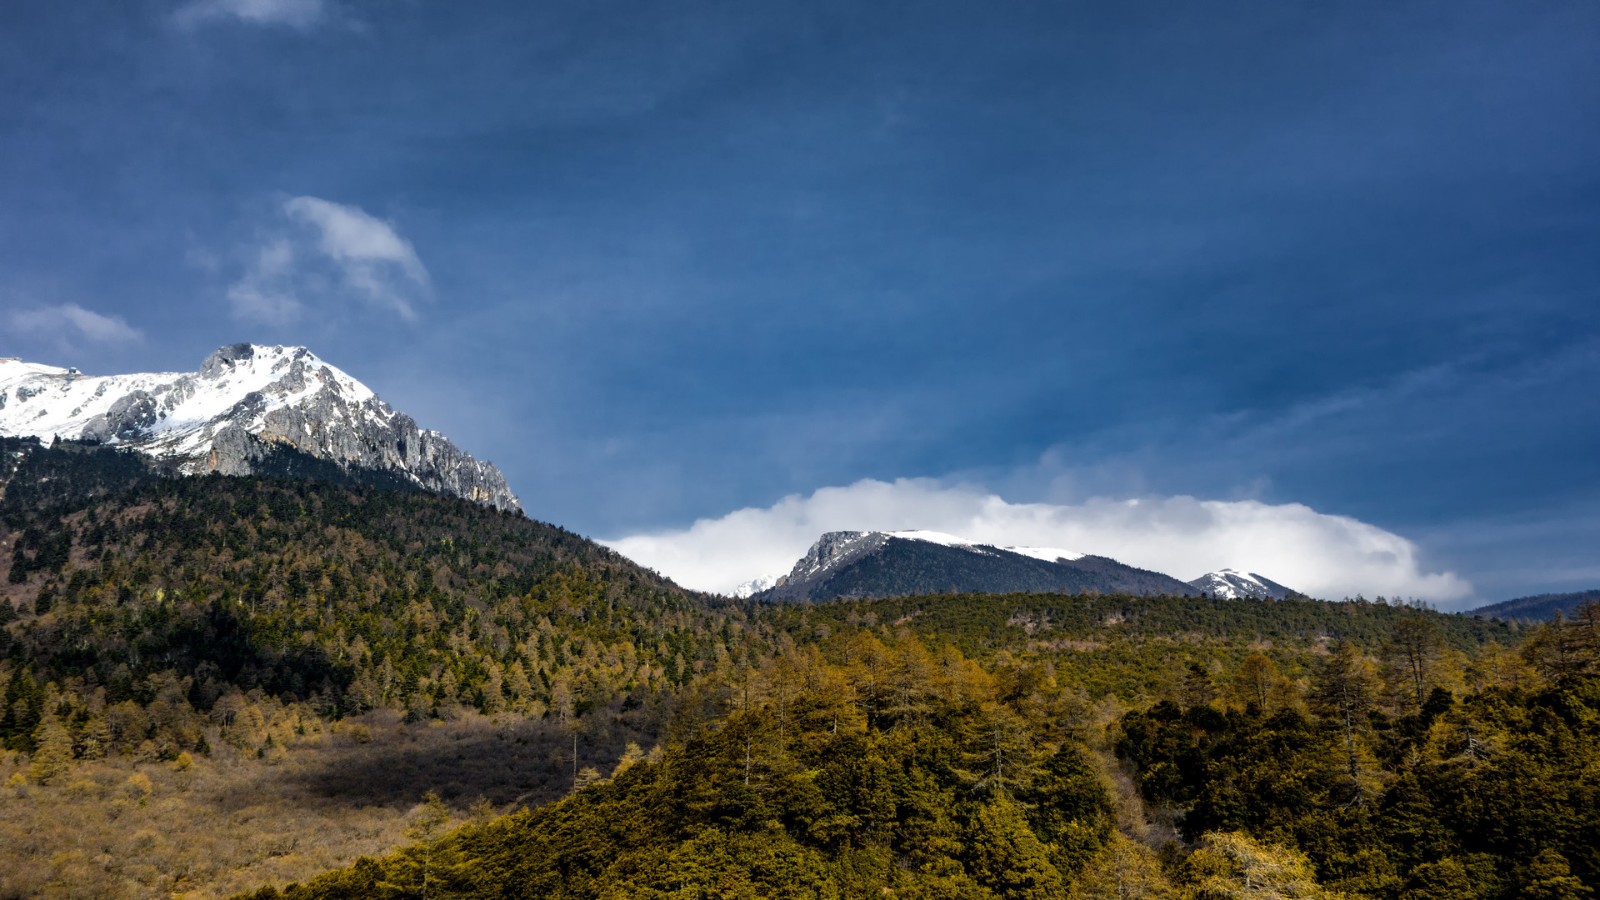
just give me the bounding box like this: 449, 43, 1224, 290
227, 238, 303, 325
224, 196, 430, 326
605, 478, 1472, 605
283, 197, 430, 322
7, 303, 144, 351
174, 0, 328, 30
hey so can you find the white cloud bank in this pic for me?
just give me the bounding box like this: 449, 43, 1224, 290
8, 303, 143, 348
605, 478, 1473, 604
175, 0, 327, 30
228, 196, 430, 326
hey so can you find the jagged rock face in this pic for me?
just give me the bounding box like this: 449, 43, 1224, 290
787, 531, 890, 583
0, 344, 521, 512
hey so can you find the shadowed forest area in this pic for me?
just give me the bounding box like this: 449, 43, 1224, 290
0, 704, 672, 898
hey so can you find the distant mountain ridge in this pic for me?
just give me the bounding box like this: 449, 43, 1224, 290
1472, 589, 1600, 621
746, 530, 1202, 601
0, 343, 520, 511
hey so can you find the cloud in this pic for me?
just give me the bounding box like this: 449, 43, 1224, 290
8, 303, 144, 349
604, 478, 1472, 604
174, 0, 327, 30
283, 197, 430, 319
226, 197, 430, 325
226, 238, 303, 325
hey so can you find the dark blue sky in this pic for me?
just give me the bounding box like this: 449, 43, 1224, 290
3, 0, 1597, 602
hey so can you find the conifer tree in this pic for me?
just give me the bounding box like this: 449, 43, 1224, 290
1182, 830, 1333, 899
1400, 857, 1475, 900
967, 793, 1065, 900
1231, 652, 1280, 711
1311, 640, 1379, 805
1522, 849, 1594, 900
28, 714, 73, 784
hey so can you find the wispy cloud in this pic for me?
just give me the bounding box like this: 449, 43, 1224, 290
7, 303, 144, 352
605, 478, 1472, 604
226, 196, 430, 326
283, 197, 430, 320
174, 0, 328, 30
226, 238, 303, 325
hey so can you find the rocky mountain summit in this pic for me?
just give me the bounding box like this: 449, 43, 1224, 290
0, 343, 520, 512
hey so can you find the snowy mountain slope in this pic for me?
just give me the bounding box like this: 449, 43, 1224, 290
0, 344, 520, 511
1187, 569, 1297, 600
747, 530, 1194, 601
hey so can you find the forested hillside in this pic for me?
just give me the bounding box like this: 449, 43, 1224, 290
242, 607, 1597, 900
0, 439, 1588, 898
0, 464, 781, 756
0, 442, 777, 896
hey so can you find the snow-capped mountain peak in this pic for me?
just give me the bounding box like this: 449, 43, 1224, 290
732, 573, 782, 599
0, 344, 520, 511
1187, 568, 1296, 600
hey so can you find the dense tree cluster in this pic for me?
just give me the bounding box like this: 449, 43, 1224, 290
1116, 606, 1600, 899
240, 634, 1118, 899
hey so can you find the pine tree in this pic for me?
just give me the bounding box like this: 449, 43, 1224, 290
1400, 857, 1475, 900
1388, 614, 1442, 711
381, 791, 453, 900
28, 714, 74, 784
966, 793, 1065, 900
1182, 830, 1333, 899
1522, 849, 1594, 900
1311, 640, 1379, 806
1231, 652, 1280, 711
1068, 832, 1175, 899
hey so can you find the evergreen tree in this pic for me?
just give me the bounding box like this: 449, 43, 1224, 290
1181, 830, 1333, 899
1388, 614, 1443, 711
1311, 641, 1380, 805
1522, 849, 1593, 900
965, 793, 1065, 900
1400, 857, 1475, 900
28, 714, 74, 784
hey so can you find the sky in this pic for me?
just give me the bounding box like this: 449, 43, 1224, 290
2, 0, 1597, 606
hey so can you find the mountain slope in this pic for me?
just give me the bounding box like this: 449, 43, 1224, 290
751, 530, 1195, 601
1187, 569, 1298, 600
0, 343, 519, 511
1472, 589, 1600, 621
0, 437, 778, 897
0, 436, 750, 729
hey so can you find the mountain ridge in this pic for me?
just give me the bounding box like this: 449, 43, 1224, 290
1472, 589, 1600, 621
740, 530, 1305, 602
747, 530, 1200, 601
